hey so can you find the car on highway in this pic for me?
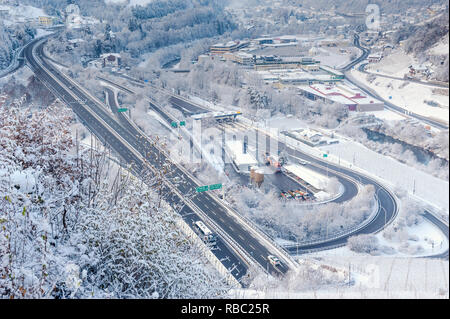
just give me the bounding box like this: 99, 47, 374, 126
298, 159, 309, 165
268, 255, 281, 267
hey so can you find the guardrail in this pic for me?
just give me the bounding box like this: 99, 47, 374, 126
94, 75, 300, 271
236, 118, 400, 252
282, 196, 379, 250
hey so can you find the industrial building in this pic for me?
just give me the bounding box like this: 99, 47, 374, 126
298, 82, 384, 111
254, 56, 320, 71
223, 52, 255, 65
210, 41, 250, 54
258, 66, 344, 86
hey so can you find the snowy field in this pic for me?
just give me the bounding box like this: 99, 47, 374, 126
350, 68, 449, 124
365, 50, 414, 78
306, 216, 448, 259
0, 4, 46, 26
232, 256, 448, 298
104, 0, 154, 5
319, 139, 449, 213
314, 46, 361, 69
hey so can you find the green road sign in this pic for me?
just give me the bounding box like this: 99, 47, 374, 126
179, 121, 186, 126
209, 183, 222, 190
171, 121, 178, 128
323, 153, 328, 158
117, 108, 128, 112
196, 186, 208, 192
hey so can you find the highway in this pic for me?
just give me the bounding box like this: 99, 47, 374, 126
25, 31, 448, 287
99, 65, 448, 259
108, 76, 398, 253
25, 36, 297, 282
153, 90, 449, 258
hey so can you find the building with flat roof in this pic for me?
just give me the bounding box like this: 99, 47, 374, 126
254, 56, 320, 71
225, 140, 258, 173
210, 41, 250, 54
298, 82, 384, 111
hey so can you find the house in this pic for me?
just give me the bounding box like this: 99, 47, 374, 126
101, 53, 121, 68
368, 53, 383, 63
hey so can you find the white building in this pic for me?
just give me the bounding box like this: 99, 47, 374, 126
225, 140, 258, 173
298, 82, 384, 112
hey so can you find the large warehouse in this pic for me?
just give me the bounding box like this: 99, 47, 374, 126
298, 82, 385, 111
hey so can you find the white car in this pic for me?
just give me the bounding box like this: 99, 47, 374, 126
268, 255, 281, 267
298, 159, 309, 165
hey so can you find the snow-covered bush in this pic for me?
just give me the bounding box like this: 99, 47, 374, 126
0, 103, 230, 298
229, 183, 375, 243
347, 234, 379, 254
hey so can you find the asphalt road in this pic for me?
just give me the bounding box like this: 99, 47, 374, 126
101, 52, 448, 260
103, 86, 249, 281
25, 36, 292, 281
226, 122, 396, 253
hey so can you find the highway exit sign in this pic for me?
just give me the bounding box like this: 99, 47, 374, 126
323, 153, 328, 158
171, 121, 178, 128
196, 186, 208, 192
209, 183, 222, 190
117, 108, 128, 112
179, 121, 186, 126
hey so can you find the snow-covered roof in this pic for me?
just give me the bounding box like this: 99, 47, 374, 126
284, 164, 329, 190
300, 83, 383, 106
226, 140, 258, 166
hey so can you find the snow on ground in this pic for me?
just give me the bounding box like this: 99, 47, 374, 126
264, 115, 308, 130
104, 0, 155, 5
232, 256, 448, 298
315, 46, 361, 69
0, 4, 46, 19
35, 28, 54, 38
187, 94, 228, 112
188, 95, 448, 212
319, 139, 449, 213
428, 33, 449, 56
0, 64, 34, 86
350, 68, 449, 125
363, 109, 408, 122
366, 49, 413, 78
377, 220, 448, 257
306, 216, 448, 259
